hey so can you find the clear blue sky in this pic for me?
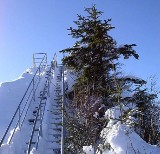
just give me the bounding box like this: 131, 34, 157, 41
0, 0, 160, 86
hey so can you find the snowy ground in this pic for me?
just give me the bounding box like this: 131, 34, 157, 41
0, 67, 160, 154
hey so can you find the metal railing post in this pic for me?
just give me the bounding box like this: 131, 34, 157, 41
19, 106, 21, 128
47, 79, 51, 97
38, 67, 40, 80
33, 79, 35, 101
45, 54, 47, 67
39, 105, 43, 137
61, 65, 65, 154
33, 54, 36, 67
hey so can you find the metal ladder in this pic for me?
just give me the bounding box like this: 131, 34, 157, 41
0, 54, 65, 154
47, 66, 63, 154
26, 65, 53, 153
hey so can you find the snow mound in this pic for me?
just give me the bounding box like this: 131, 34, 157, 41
101, 122, 160, 154
84, 104, 160, 154
101, 105, 160, 154
0, 67, 36, 139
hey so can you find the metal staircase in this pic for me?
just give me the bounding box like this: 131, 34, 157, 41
26, 66, 53, 153
0, 53, 47, 146
0, 53, 65, 154
47, 66, 63, 154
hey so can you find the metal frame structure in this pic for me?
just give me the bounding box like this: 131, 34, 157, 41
61, 65, 65, 154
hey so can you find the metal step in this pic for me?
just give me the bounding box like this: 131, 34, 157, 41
34, 129, 39, 132
51, 108, 62, 111
51, 117, 62, 120
28, 119, 35, 123
38, 96, 47, 100
54, 102, 62, 105
47, 111, 62, 115
52, 112, 62, 115
33, 110, 37, 114
26, 141, 36, 145
47, 140, 61, 144
50, 128, 61, 132
55, 89, 61, 91
28, 118, 41, 123
55, 94, 62, 96
54, 99, 62, 102
51, 104, 61, 107
54, 98, 62, 101
55, 83, 60, 86
48, 134, 61, 138
50, 122, 62, 126
51, 148, 61, 154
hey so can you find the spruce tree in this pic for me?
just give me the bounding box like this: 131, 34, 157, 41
60, 6, 144, 152
60, 5, 139, 98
